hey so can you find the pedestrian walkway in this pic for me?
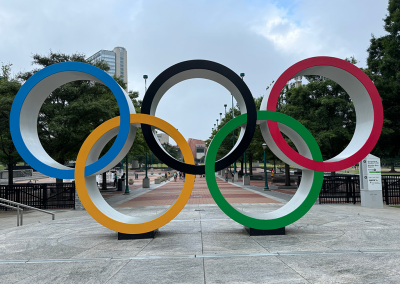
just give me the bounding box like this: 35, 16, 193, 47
116, 175, 279, 207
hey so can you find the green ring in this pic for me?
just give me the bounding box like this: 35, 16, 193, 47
205, 110, 324, 230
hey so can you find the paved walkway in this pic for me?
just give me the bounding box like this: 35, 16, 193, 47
116, 176, 278, 207
1, 174, 400, 283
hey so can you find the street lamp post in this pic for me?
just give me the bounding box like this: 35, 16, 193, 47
124, 153, 130, 194
243, 151, 250, 185
142, 153, 150, 188
220, 113, 222, 123
143, 75, 148, 93
262, 143, 269, 190
216, 119, 219, 127
231, 93, 235, 178
145, 153, 148, 178
150, 152, 153, 175
244, 152, 247, 176
224, 104, 228, 174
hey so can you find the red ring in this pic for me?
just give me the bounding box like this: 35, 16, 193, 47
266, 56, 383, 172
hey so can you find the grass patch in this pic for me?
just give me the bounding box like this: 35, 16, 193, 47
390, 206, 400, 208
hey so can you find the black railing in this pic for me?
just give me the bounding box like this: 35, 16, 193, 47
298, 174, 400, 205
0, 183, 75, 210
319, 175, 360, 204
383, 175, 400, 205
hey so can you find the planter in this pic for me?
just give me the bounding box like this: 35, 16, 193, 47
128, 179, 134, 185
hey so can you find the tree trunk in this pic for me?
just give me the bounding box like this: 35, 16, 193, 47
273, 159, 276, 173
391, 163, 396, 173
7, 163, 13, 187
102, 172, 107, 190
330, 171, 336, 176
285, 163, 291, 186
240, 157, 243, 175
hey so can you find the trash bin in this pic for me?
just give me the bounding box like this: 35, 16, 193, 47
117, 178, 125, 191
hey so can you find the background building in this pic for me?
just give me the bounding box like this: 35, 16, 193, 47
88, 47, 128, 89
187, 138, 207, 164
157, 132, 169, 145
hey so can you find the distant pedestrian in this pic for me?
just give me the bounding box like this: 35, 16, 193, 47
165, 172, 168, 180
182, 172, 185, 181
225, 170, 228, 182
174, 172, 177, 182
114, 173, 118, 186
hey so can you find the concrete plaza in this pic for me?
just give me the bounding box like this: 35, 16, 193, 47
1, 176, 400, 283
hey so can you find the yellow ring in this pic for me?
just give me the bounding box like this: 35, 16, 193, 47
75, 114, 195, 234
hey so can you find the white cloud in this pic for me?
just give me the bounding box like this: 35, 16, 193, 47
252, 16, 309, 53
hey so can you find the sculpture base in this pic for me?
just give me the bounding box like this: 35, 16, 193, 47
245, 226, 285, 236
243, 175, 250, 185
118, 230, 158, 240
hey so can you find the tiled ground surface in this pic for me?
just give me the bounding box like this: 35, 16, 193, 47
116, 177, 279, 207
248, 180, 297, 195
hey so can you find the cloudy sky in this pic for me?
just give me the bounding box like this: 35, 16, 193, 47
0, 0, 389, 144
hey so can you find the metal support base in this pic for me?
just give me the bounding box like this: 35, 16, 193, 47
245, 226, 285, 236
118, 229, 158, 240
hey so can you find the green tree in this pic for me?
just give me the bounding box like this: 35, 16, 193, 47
162, 143, 178, 160
0, 64, 23, 185
366, 0, 400, 171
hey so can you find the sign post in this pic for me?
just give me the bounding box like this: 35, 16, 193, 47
359, 154, 383, 208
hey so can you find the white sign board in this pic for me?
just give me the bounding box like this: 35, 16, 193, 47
359, 154, 383, 208
359, 154, 382, 191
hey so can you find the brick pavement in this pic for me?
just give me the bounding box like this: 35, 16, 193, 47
247, 180, 297, 195
117, 176, 279, 207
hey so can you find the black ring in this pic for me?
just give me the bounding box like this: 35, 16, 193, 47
141, 60, 256, 175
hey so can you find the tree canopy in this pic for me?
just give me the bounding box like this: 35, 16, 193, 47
366, 0, 400, 171
0, 64, 23, 185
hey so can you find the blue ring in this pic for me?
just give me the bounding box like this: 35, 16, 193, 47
10, 62, 131, 179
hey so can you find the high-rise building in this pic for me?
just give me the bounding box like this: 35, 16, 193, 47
88, 47, 128, 89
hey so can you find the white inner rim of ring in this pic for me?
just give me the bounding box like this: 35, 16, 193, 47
149, 69, 248, 162
85, 124, 170, 224
20, 71, 136, 175
260, 65, 374, 169
239, 120, 315, 220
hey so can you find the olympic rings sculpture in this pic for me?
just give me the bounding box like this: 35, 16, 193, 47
10, 57, 383, 234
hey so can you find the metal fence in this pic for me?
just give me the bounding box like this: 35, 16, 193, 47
0, 183, 75, 210
383, 175, 400, 205
319, 175, 360, 204
298, 175, 400, 205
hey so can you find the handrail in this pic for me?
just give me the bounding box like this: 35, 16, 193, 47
0, 197, 55, 226
0, 203, 23, 226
